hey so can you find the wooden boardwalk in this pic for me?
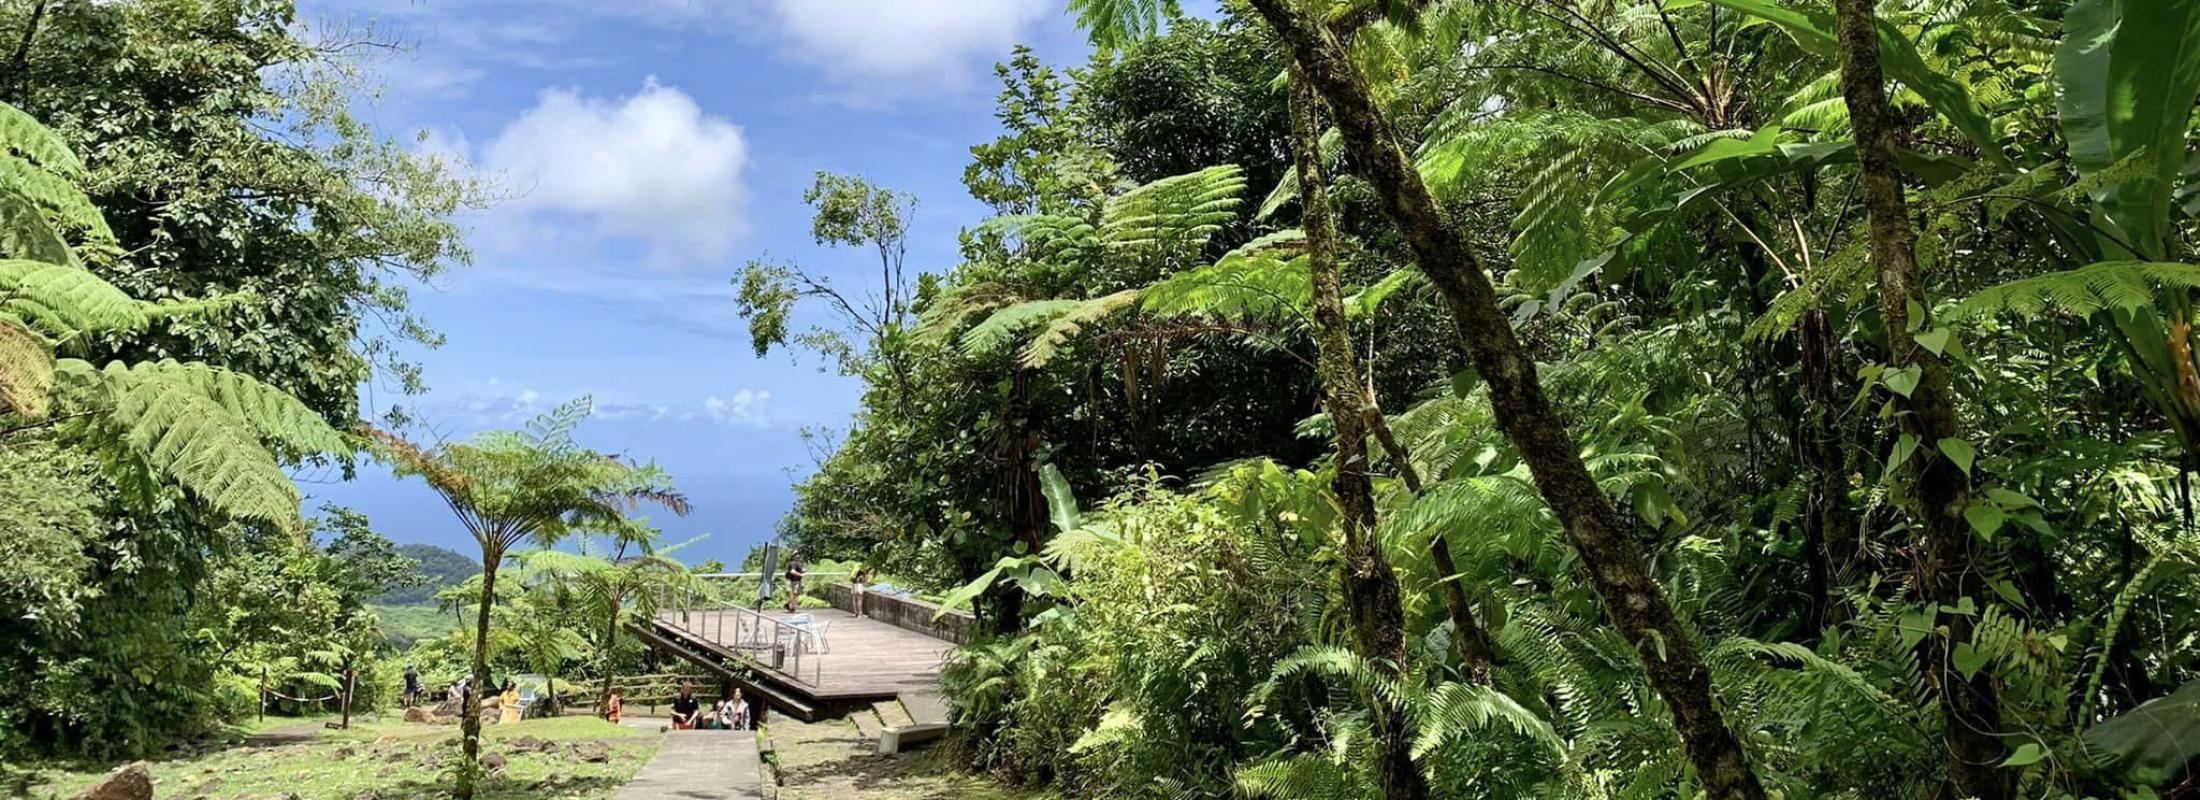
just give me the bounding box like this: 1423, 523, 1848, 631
615, 730, 760, 800
645, 606, 955, 720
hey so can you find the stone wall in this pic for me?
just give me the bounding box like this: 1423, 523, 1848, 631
822, 583, 974, 644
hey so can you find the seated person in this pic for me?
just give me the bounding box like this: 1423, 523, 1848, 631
670, 684, 702, 730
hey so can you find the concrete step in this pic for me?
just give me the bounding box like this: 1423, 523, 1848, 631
850, 710, 884, 740
899, 691, 950, 726
872, 699, 915, 729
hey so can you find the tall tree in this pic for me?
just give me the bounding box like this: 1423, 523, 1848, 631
735, 172, 921, 409
1287, 65, 1428, 800
1237, 2, 1769, 797
372, 398, 684, 799
1829, 0, 2007, 795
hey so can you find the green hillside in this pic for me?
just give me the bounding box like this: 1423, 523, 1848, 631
374, 543, 479, 605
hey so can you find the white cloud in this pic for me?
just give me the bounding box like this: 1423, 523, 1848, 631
478, 79, 749, 264
703, 389, 772, 428
758, 0, 1050, 87
436, 388, 773, 429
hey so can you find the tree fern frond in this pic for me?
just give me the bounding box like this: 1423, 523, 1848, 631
0, 260, 149, 338
1102, 164, 1245, 254
1022, 289, 1140, 368
0, 314, 53, 418
1410, 681, 1566, 760
0, 151, 112, 241
125, 360, 351, 459
961, 298, 1085, 359
1068, 0, 1182, 52
0, 102, 85, 175
0, 190, 74, 266
96, 361, 303, 523
1949, 262, 2200, 320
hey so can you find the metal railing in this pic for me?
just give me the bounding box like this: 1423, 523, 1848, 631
650, 584, 825, 687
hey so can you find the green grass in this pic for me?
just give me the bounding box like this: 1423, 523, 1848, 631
370, 603, 465, 649
24, 715, 659, 800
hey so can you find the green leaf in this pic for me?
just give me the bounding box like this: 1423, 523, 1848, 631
2054, 0, 2200, 259
1039, 463, 1082, 535
1937, 437, 1976, 476
1964, 502, 2006, 539
1888, 433, 1920, 473
2001, 742, 2048, 767
1885, 365, 1921, 397
1952, 642, 1989, 680
1915, 328, 1951, 355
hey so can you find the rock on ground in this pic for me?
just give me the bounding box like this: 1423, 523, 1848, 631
71, 761, 152, 800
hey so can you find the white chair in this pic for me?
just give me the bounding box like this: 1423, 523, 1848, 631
804, 620, 832, 654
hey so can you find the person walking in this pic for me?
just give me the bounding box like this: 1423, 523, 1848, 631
605, 688, 623, 725
402, 664, 421, 708
728, 687, 750, 730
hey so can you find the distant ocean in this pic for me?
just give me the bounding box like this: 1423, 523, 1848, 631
306, 468, 796, 568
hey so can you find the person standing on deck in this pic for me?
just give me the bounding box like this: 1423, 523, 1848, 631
852, 565, 874, 618
782, 552, 806, 613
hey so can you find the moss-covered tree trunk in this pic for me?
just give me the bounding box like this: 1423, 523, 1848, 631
1287, 65, 1428, 800
1248, 2, 1767, 797
1828, 0, 2007, 795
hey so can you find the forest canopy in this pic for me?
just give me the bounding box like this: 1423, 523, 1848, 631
766, 2, 2200, 799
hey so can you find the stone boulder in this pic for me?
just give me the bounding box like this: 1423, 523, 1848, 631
402, 707, 440, 724
71, 762, 152, 800
573, 741, 611, 763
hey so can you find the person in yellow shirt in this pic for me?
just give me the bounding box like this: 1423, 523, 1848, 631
498, 681, 522, 725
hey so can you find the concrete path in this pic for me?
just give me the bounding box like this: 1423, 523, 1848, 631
615, 730, 762, 799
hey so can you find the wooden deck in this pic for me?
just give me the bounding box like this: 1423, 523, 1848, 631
644, 606, 955, 720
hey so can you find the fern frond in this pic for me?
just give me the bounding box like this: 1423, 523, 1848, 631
1102, 164, 1245, 255
1021, 289, 1140, 368
1410, 681, 1566, 759
0, 260, 149, 338
0, 190, 74, 266
1949, 261, 2200, 320
960, 298, 1084, 359
0, 102, 85, 175
0, 314, 53, 418
73, 360, 304, 524
126, 360, 351, 459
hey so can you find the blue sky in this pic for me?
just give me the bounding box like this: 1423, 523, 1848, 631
300, 0, 1108, 566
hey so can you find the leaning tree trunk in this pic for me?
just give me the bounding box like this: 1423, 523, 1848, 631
1289, 66, 1429, 800
1363, 406, 1499, 682
1829, 1, 2008, 796
457, 549, 499, 800
1247, 2, 1768, 797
